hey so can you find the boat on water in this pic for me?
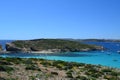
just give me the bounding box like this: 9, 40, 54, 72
117, 50, 120, 53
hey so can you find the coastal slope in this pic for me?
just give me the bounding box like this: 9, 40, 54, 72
0, 57, 120, 80
6, 39, 103, 53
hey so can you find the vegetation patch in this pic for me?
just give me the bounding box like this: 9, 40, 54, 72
25, 64, 41, 71
0, 65, 14, 72
0, 57, 120, 80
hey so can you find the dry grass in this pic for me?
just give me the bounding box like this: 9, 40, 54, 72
0, 57, 120, 80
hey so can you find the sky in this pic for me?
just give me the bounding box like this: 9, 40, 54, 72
0, 0, 120, 40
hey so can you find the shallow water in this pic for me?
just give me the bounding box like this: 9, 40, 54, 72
1, 51, 120, 68
0, 40, 13, 50
0, 41, 120, 68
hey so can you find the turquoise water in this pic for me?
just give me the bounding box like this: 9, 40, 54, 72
0, 41, 120, 68
0, 51, 120, 68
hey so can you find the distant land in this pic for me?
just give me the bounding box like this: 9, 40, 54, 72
0, 39, 120, 42
79, 39, 120, 42
58, 38, 120, 42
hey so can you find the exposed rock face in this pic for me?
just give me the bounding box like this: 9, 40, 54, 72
0, 45, 2, 51
6, 43, 23, 52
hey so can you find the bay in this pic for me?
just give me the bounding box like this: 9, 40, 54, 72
0, 40, 120, 68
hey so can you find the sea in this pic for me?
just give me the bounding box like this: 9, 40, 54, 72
0, 40, 120, 68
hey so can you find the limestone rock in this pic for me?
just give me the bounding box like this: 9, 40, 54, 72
0, 45, 2, 51
6, 43, 22, 52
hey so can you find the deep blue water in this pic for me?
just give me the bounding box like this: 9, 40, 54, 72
84, 41, 120, 52
0, 40, 120, 68
0, 40, 13, 50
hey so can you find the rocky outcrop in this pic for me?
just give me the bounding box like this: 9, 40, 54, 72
6, 43, 22, 52
0, 45, 2, 51
6, 43, 34, 52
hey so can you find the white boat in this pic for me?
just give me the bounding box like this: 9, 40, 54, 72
117, 51, 120, 53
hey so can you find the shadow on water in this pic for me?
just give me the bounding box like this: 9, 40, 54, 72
47, 52, 94, 57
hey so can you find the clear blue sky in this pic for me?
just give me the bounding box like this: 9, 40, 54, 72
0, 0, 120, 40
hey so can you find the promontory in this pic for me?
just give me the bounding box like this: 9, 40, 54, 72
6, 39, 103, 53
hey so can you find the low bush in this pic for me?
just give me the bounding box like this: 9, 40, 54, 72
102, 68, 112, 73
76, 76, 88, 80
25, 64, 40, 71
0, 65, 14, 72
40, 61, 52, 67
0, 77, 6, 80
0, 61, 12, 65
51, 72, 58, 75
66, 71, 73, 78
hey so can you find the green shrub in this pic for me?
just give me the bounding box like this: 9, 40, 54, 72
102, 68, 112, 72
55, 63, 65, 70
0, 61, 12, 65
4, 57, 23, 64
6, 78, 16, 80
104, 75, 117, 80
78, 63, 85, 66
51, 72, 58, 75
25, 64, 40, 71
76, 76, 88, 80
110, 71, 118, 76
90, 73, 101, 78
40, 61, 52, 67
85, 64, 94, 68
0, 65, 14, 72
66, 71, 73, 78
0, 77, 6, 80
29, 76, 36, 80
24, 59, 34, 64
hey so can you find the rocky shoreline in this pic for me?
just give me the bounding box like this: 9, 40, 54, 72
0, 47, 103, 54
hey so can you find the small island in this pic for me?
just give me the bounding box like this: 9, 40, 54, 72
5, 39, 103, 53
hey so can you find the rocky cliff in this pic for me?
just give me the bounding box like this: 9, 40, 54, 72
6, 39, 103, 53
0, 45, 2, 51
